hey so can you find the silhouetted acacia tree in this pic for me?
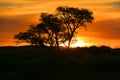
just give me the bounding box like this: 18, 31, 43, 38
14, 6, 94, 48
56, 6, 94, 48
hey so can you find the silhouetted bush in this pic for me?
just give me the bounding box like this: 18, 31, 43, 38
0, 46, 120, 80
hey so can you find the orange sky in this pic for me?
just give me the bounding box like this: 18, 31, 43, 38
0, 0, 120, 48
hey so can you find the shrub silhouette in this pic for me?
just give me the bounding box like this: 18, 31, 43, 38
0, 46, 120, 80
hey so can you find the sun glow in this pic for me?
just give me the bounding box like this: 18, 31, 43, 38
71, 40, 86, 47
60, 39, 89, 48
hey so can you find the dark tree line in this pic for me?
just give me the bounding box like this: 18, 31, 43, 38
14, 6, 94, 48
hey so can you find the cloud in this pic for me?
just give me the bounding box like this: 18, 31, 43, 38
0, 1, 27, 8
106, 1, 120, 7
101, 1, 120, 12
0, 0, 119, 18
0, 0, 58, 16
0, 14, 39, 46
78, 18, 120, 40
0, 14, 39, 32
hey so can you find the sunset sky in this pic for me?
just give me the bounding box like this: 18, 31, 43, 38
0, 0, 120, 48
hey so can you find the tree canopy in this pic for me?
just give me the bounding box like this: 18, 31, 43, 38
57, 6, 94, 47
14, 6, 94, 48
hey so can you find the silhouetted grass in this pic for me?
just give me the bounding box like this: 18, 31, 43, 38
0, 46, 120, 80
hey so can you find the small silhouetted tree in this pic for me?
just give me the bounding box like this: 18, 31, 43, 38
56, 6, 94, 48
14, 25, 45, 46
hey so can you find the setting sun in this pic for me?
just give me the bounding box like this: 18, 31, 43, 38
71, 41, 86, 47
60, 39, 91, 48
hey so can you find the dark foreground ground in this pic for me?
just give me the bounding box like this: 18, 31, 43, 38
0, 46, 120, 80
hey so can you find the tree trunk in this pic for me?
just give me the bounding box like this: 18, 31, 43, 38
68, 34, 73, 48
55, 35, 59, 51
56, 42, 59, 51
68, 39, 71, 48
